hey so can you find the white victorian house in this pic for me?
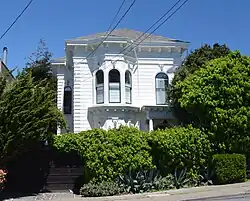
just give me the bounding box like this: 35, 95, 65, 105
51, 29, 189, 134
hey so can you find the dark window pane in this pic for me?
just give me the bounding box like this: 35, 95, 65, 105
64, 86, 72, 114
96, 70, 104, 84
109, 69, 120, 83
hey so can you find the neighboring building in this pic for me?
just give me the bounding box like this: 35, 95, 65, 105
0, 47, 14, 81
51, 29, 189, 134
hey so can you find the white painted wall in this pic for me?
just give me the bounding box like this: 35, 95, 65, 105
73, 59, 93, 133
53, 40, 187, 133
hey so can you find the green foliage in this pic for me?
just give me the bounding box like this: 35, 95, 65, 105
80, 180, 122, 197
52, 133, 84, 155
23, 39, 56, 91
170, 43, 231, 125
173, 168, 190, 189
0, 76, 6, 98
0, 73, 65, 165
177, 52, 250, 153
51, 133, 84, 166
148, 126, 211, 175
118, 168, 174, 193
212, 154, 246, 184
152, 174, 175, 191
80, 126, 154, 183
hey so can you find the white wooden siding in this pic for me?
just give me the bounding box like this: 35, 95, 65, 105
56, 73, 64, 134
73, 60, 93, 133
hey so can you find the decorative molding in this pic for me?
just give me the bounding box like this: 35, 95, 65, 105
65, 80, 70, 86
167, 65, 179, 73
159, 64, 164, 72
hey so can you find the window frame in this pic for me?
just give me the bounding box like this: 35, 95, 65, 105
96, 70, 104, 104
63, 86, 72, 114
155, 72, 169, 105
108, 69, 121, 103
125, 70, 132, 104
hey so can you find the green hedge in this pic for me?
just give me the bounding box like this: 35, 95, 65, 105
80, 127, 154, 183
51, 133, 84, 166
52, 126, 212, 184
212, 154, 246, 185
148, 126, 211, 175
52, 127, 154, 183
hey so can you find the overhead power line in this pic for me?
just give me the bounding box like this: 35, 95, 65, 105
84, 0, 137, 60
106, 0, 127, 32
112, 0, 189, 63
0, 0, 34, 41
80, 0, 189, 83
110, 0, 184, 59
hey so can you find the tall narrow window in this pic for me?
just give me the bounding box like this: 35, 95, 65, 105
64, 86, 72, 114
96, 70, 104, 104
109, 69, 121, 103
155, 73, 169, 105
125, 70, 132, 104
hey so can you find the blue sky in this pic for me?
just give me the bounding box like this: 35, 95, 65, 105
0, 0, 249, 71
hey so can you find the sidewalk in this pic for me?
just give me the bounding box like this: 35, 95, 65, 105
3, 181, 250, 201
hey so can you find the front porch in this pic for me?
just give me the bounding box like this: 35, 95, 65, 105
141, 105, 176, 131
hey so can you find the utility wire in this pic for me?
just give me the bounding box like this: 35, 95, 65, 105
107, 0, 127, 32
80, 0, 189, 83
0, 0, 34, 41
110, 0, 184, 61
112, 0, 189, 64
83, 0, 137, 60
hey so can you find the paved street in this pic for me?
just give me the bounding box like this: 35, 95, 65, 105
193, 193, 250, 201
2, 182, 250, 201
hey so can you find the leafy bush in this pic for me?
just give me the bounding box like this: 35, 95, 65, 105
118, 168, 174, 193
51, 133, 84, 166
153, 174, 175, 191
80, 126, 153, 182
148, 126, 211, 175
173, 168, 191, 189
212, 154, 246, 184
176, 52, 250, 154
80, 181, 122, 197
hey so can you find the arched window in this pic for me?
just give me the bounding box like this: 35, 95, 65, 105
64, 86, 72, 114
155, 73, 169, 105
96, 70, 104, 104
109, 69, 121, 103
125, 70, 132, 104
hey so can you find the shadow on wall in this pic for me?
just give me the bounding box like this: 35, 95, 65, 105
87, 110, 139, 129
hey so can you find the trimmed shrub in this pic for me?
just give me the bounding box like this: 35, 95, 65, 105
80, 181, 122, 197
212, 154, 246, 184
51, 133, 84, 166
148, 126, 211, 175
80, 127, 154, 183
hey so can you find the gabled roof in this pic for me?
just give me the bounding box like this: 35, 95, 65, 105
67, 28, 189, 43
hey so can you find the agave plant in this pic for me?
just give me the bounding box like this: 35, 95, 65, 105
118, 168, 160, 193
173, 167, 190, 189
199, 167, 213, 186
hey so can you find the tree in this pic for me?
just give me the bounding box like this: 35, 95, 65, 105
23, 39, 56, 91
0, 73, 65, 165
177, 51, 250, 154
169, 44, 231, 125
0, 76, 6, 98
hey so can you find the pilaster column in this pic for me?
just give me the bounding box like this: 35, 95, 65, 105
56, 73, 65, 134
104, 65, 109, 104
149, 119, 154, 132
